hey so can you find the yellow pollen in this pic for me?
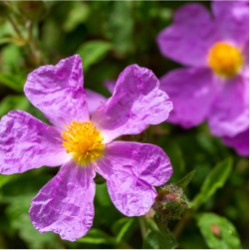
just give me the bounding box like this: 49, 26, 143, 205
61, 120, 104, 165
208, 42, 243, 78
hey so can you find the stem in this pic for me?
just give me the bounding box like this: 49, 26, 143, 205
139, 217, 147, 239
173, 209, 193, 238
7, 15, 25, 41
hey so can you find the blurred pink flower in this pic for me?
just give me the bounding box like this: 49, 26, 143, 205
157, 1, 249, 156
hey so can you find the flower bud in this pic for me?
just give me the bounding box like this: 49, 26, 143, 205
152, 184, 189, 221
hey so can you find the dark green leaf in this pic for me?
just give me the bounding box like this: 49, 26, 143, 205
193, 158, 233, 210
112, 217, 138, 243
175, 169, 196, 189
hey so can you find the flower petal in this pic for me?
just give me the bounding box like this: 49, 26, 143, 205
0, 110, 67, 174
212, 1, 249, 45
85, 89, 106, 115
29, 161, 96, 241
160, 68, 216, 128
222, 129, 249, 156
157, 3, 219, 66
92, 65, 173, 142
24, 55, 89, 129
96, 141, 173, 216
208, 74, 249, 137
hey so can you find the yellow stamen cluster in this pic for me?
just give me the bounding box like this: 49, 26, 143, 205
61, 120, 104, 165
208, 42, 243, 78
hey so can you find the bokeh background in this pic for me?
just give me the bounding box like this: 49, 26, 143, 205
0, 1, 248, 249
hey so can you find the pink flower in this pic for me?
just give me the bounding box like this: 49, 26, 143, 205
157, 1, 249, 156
0, 55, 173, 241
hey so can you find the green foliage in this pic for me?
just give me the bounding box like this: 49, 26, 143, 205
143, 218, 177, 249
197, 213, 242, 249
77, 229, 114, 245
175, 169, 196, 189
0, 95, 29, 117
193, 158, 233, 210
77, 40, 112, 72
103, 1, 134, 55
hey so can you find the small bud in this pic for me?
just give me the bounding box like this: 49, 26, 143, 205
152, 184, 189, 221
211, 224, 221, 238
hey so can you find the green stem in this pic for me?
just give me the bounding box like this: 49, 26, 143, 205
173, 209, 193, 238
139, 217, 147, 239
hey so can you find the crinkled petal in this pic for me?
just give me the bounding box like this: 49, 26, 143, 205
208, 74, 249, 137
160, 67, 216, 128
0, 110, 67, 174
92, 65, 173, 142
24, 55, 89, 129
157, 3, 219, 66
212, 1, 249, 45
222, 129, 249, 156
29, 161, 96, 241
95, 141, 173, 216
85, 89, 106, 115
103, 79, 116, 94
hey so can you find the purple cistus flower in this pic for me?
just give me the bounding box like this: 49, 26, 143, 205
157, 1, 249, 156
0, 55, 173, 241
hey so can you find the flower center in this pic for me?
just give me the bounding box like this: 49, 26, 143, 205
208, 42, 243, 78
61, 120, 104, 165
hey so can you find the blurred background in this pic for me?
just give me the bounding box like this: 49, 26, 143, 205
0, 1, 248, 249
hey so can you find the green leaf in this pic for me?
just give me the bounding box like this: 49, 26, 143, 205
77, 228, 114, 245
0, 175, 15, 189
193, 158, 233, 210
175, 169, 196, 189
0, 73, 25, 92
5, 194, 63, 248
0, 95, 29, 117
197, 213, 241, 249
112, 217, 138, 243
1, 44, 21, 72
77, 40, 111, 72
63, 2, 89, 32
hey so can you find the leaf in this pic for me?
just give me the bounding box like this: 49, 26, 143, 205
112, 217, 138, 243
63, 2, 89, 32
77, 228, 114, 245
0, 73, 25, 92
5, 193, 63, 248
77, 40, 111, 72
0, 175, 15, 189
197, 213, 241, 249
1, 43, 21, 72
193, 158, 233, 210
175, 169, 196, 189
0, 95, 29, 117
